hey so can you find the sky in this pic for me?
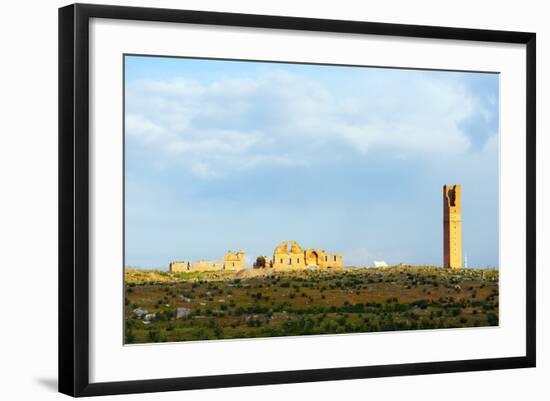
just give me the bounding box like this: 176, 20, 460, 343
124, 55, 499, 269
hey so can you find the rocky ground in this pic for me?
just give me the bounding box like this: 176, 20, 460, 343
124, 266, 499, 344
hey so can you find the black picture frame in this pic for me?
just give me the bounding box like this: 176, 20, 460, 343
59, 3, 536, 397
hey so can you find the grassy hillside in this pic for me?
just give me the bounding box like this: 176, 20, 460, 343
124, 266, 499, 344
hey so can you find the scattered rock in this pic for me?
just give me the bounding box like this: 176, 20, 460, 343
144, 313, 156, 321
133, 308, 148, 318
176, 307, 191, 319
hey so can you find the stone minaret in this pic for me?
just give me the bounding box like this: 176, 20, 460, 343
443, 185, 462, 269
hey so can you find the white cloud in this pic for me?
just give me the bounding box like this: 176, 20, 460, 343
125, 114, 165, 143
126, 69, 494, 177
190, 161, 216, 178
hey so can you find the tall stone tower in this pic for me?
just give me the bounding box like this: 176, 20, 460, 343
443, 184, 462, 269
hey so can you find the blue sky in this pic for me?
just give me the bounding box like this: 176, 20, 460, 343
124, 55, 499, 269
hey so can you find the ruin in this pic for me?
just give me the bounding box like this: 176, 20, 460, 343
272, 240, 342, 269
443, 184, 462, 269
169, 250, 245, 272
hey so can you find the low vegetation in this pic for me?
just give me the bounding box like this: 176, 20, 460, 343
124, 266, 499, 344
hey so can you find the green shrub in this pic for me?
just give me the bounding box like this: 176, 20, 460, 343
148, 330, 161, 342
487, 313, 499, 326
125, 329, 135, 343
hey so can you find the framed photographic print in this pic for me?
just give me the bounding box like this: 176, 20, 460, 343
58, 3, 536, 397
